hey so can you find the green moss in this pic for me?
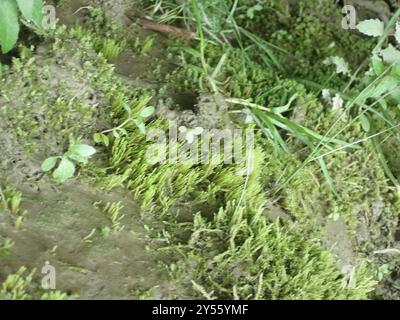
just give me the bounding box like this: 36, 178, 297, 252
0, 3, 386, 299
169, 204, 376, 299
0, 267, 35, 300
234, 0, 375, 86
102, 90, 377, 299
0, 267, 69, 300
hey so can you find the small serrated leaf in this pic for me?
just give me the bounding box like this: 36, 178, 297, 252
122, 102, 132, 116
381, 44, 400, 65
356, 19, 385, 37
323, 56, 350, 76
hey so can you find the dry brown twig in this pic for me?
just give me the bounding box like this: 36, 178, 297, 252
137, 18, 196, 41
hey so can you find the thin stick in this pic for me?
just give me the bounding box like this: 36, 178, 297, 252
138, 19, 195, 40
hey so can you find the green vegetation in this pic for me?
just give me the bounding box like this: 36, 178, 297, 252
42, 140, 97, 183
1, 0, 400, 300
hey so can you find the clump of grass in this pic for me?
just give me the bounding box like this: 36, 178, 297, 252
103, 201, 125, 231
95, 38, 126, 61
0, 186, 27, 228
133, 36, 156, 56
0, 267, 35, 300
40, 291, 69, 300
0, 238, 14, 257
0, 267, 70, 300
170, 203, 376, 300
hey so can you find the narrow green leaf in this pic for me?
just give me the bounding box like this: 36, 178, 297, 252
0, 0, 20, 53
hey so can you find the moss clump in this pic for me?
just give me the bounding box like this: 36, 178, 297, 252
0, 267, 69, 300
103, 86, 376, 299
234, 0, 375, 86
0, 3, 385, 299
0, 37, 113, 158
169, 204, 376, 300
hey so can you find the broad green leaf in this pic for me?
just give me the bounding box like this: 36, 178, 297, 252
16, 0, 43, 28
41, 157, 58, 172
356, 19, 384, 37
0, 0, 20, 53
53, 158, 76, 183
140, 106, 155, 118
381, 44, 400, 65
134, 119, 146, 134
117, 127, 128, 136
93, 133, 103, 144
68, 144, 96, 158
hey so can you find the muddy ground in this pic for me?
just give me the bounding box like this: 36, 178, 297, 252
0, 0, 176, 300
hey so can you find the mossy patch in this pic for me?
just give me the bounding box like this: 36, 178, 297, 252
1, 1, 397, 299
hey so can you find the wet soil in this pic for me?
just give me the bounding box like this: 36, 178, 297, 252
0, 0, 173, 299
0, 182, 166, 299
